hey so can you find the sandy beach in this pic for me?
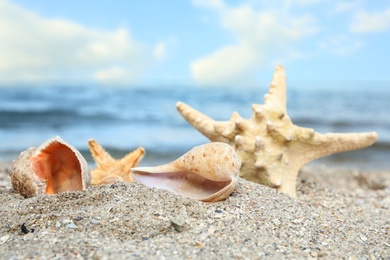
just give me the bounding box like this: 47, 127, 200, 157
0, 162, 389, 259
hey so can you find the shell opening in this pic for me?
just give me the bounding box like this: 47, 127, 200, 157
133, 170, 232, 200
30, 140, 83, 194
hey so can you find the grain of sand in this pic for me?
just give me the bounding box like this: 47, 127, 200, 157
0, 162, 389, 259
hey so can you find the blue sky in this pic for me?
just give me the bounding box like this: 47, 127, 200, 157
1, 0, 390, 87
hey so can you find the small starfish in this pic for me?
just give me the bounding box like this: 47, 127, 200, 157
88, 139, 145, 185
176, 65, 378, 198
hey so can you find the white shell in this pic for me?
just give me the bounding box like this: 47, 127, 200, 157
11, 136, 91, 198
131, 142, 241, 202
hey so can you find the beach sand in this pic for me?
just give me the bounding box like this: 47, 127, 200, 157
0, 161, 389, 259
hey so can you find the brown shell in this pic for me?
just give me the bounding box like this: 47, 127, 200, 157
11, 136, 90, 198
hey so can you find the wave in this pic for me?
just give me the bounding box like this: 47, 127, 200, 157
1, 84, 389, 170
0, 109, 187, 129
0, 109, 115, 128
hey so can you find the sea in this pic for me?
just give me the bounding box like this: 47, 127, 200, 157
1, 82, 389, 170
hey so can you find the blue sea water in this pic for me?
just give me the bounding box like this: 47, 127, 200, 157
0, 83, 389, 169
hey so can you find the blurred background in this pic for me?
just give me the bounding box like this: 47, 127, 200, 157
0, 0, 389, 169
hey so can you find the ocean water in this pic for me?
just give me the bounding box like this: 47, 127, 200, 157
0, 84, 389, 170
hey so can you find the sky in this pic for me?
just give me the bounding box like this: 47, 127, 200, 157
0, 0, 390, 87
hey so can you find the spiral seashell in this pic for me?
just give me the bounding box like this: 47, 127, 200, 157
131, 142, 241, 202
11, 136, 91, 198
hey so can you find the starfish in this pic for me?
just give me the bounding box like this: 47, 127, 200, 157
88, 139, 145, 185
176, 65, 378, 198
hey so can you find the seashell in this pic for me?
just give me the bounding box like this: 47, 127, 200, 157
11, 136, 90, 198
131, 142, 241, 202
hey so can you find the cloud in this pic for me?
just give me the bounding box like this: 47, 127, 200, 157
283, 0, 323, 7
94, 67, 139, 85
192, 44, 259, 86
333, 1, 360, 13
190, 1, 317, 85
153, 42, 166, 61
318, 35, 364, 56
350, 8, 390, 33
192, 0, 225, 9
0, 0, 148, 85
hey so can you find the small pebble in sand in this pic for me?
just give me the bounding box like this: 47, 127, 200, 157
90, 219, 99, 224
23, 233, 34, 240
272, 218, 281, 225
67, 223, 77, 229
194, 241, 204, 248
21, 223, 34, 234
0, 235, 10, 244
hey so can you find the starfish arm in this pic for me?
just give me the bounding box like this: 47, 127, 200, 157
266, 165, 301, 198
176, 102, 227, 142
305, 131, 378, 161
88, 139, 115, 170
120, 147, 145, 168
264, 65, 287, 113
214, 121, 234, 138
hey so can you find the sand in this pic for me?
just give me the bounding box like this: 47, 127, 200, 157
0, 161, 389, 259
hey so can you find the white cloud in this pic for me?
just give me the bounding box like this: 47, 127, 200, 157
0, 0, 148, 85
192, 44, 259, 85
351, 8, 390, 33
318, 35, 364, 56
334, 1, 360, 13
283, 0, 323, 7
190, 1, 317, 85
94, 67, 139, 85
153, 42, 166, 61
192, 0, 225, 9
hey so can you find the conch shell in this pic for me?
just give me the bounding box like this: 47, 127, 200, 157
131, 142, 241, 202
11, 136, 90, 198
